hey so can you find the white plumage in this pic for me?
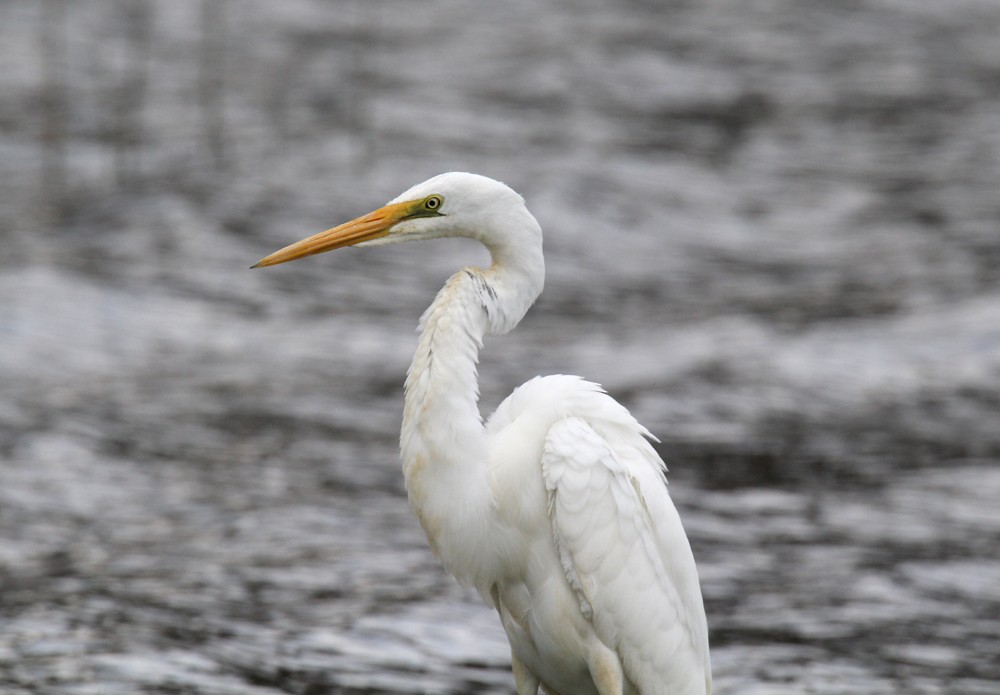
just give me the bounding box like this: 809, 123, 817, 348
253, 172, 712, 695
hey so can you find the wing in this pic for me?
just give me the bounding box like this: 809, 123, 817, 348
542, 415, 712, 695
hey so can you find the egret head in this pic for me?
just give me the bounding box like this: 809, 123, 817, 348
252, 172, 540, 269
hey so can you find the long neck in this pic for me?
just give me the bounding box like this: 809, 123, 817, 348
398, 213, 544, 586
400, 228, 544, 477
402, 269, 490, 471
399, 269, 495, 583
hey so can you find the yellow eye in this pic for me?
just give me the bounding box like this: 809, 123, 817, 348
424, 195, 443, 211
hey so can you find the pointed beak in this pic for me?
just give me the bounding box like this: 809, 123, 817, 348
251, 199, 417, 268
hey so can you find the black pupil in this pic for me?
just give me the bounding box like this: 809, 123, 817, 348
428, 198, 438, 208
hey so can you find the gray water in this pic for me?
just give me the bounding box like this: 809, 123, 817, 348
2, 1, 1000, 693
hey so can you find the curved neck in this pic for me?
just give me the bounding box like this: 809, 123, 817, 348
400, 222, 544, 463
399, 270, 494, 582
402, 270, 490, 467
397, 223, 544, 585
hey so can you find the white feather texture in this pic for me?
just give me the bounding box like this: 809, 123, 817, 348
309, 173, 711, 694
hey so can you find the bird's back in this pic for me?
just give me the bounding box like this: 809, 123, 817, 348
486, 375, 711, 695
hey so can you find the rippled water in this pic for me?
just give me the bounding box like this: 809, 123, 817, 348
2, 1, 1000, 693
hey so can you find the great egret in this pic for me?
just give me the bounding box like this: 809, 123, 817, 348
253, 173, 712, 695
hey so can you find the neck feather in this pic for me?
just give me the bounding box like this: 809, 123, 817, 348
399, 270, 493, 583
397, 223, 544, 586
402, 269, 490, 466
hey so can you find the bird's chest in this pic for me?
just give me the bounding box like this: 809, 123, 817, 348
400, 445, 506, 588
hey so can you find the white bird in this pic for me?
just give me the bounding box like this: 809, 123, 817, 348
253, 172, 712, 695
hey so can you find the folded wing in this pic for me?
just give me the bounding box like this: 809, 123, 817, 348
541, 415, 711, 695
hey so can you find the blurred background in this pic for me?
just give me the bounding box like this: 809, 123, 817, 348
2, 0, 1000, 693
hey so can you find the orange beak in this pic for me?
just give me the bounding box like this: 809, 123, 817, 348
251, 199, 418, 268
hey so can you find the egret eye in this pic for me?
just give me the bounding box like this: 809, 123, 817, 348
424, 195, 443, 211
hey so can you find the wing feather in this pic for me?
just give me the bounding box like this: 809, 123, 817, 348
542, 415, 711, 695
